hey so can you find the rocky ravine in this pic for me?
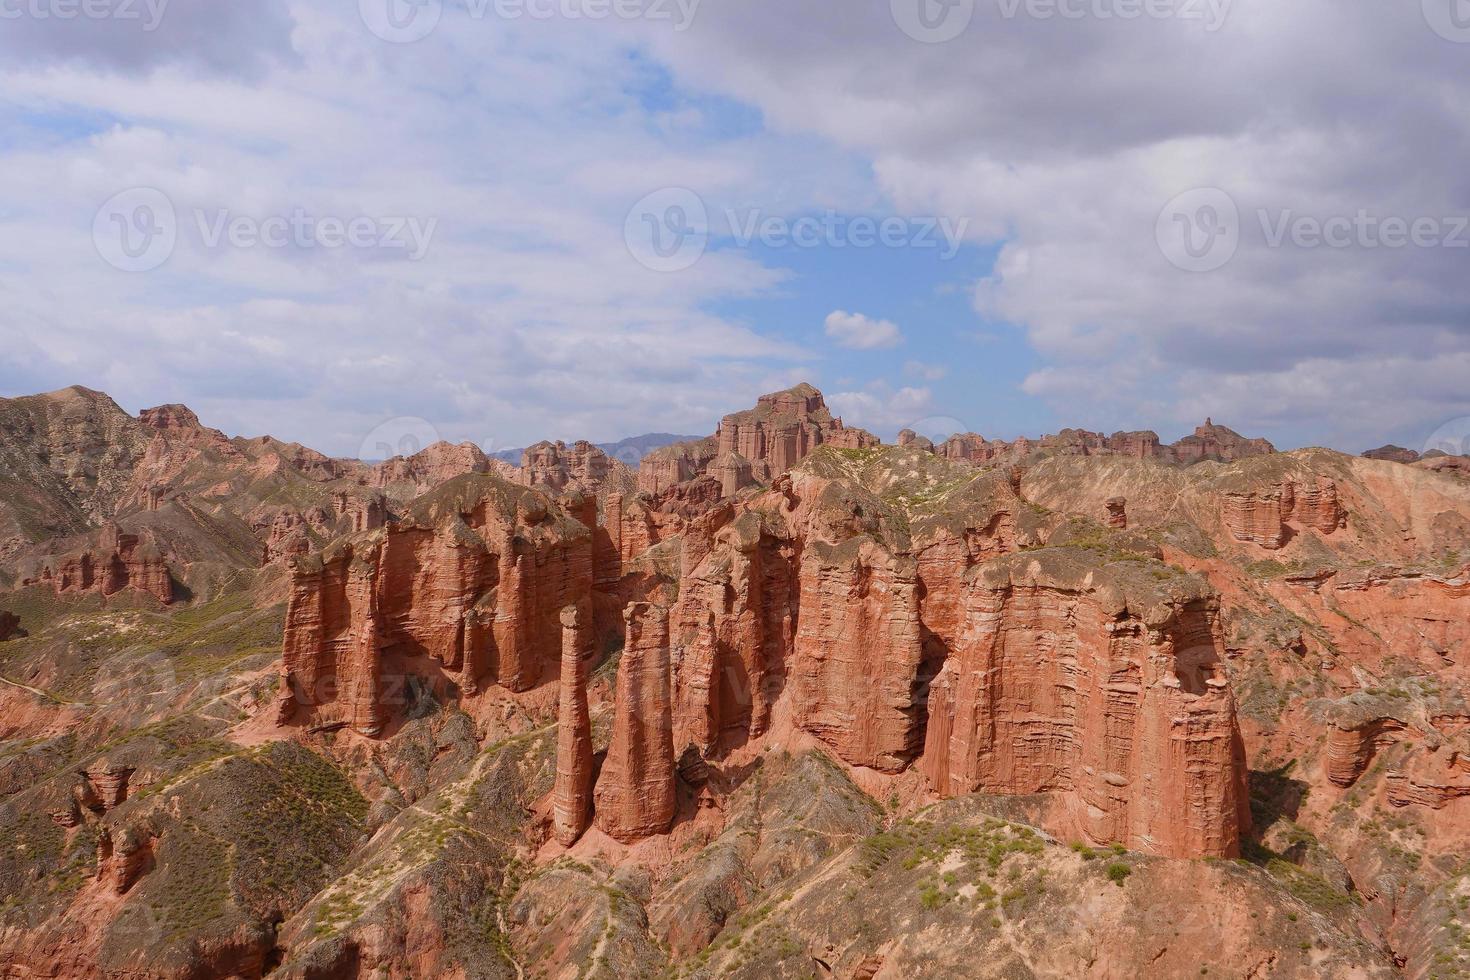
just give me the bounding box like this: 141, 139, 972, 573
0, 382, 1468, 978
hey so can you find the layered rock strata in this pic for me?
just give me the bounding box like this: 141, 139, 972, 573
520, 440, 634, 496
1223, 477, 1347, 549
553, 601, 596, 846
637, 384, 878, 494
919, 551, 1249, 858
20, 522, 173, 603
595, 602, 677, 842
277, 475, 592, 735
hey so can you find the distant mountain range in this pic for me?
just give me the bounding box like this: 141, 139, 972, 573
492, 432, 702, 469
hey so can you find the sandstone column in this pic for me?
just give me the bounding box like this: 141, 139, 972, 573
594, 602, 676, 842
553, 601, 595, 845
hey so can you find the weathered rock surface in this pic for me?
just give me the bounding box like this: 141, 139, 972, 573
638, 383, 878, 494
277, 474, 592, 734
1223, 476, 1347, 549
0, 609, 18, 640
1364, 444, 1422, 464
919, 550, 1250, 857
19, 522, 174, 603
595, 602, 676, 842
9, 380, 1469, 980
930, 417, 1275, 469
519, 439, 635, 496
553, 601, 595, 845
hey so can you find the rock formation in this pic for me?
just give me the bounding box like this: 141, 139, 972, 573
520, 440, 634, 496
20, 522, 173, 603
1106, 496, 1128, 529
0, 610, 17, 641
277, 475, 592, 734
930, 419, 1274, 468
919, 551, 1249, 858
637, 384, 878, 494
1222, 476, 1347, 549
553, 601, 595, 846
1363, 444, 1422, 464
595, 602, 676, 842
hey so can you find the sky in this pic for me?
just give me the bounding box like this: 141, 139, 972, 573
1, 0, 1468, 459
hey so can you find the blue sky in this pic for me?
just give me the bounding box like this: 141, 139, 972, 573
1, 0, 1468, 458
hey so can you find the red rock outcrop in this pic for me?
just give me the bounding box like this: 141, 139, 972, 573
662, 446, 1248, 857
553, 601, 595, 846
594, 602, 676, 842
637, 384, 878, 495
670, 510, 796, 757
1363, 445, 1421, 464
96, 826, 154, 895
520, 440, 634, 496
1172, 418, 1275, 463
21, 522, 173, 603
791, 540, 925, 772
1223, 476, 1347, 549
1106, 497, 1128, 529
931, 420, 1273, 469
919, 551, 1249, 858
277, 475, 592, 735
0, 610, 17, 641
367, 441, 515, 497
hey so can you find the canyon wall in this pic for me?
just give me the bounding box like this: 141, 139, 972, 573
277, 475, 592, 735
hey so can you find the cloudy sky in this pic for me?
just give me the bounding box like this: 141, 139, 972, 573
2, 0, 1468, 458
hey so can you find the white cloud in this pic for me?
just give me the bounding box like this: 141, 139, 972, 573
824, 310, 903, 350
904, 360, 947, 381
828, 384, 935, 436
644, 1, 1470, 451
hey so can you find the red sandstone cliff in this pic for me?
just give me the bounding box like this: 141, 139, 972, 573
19, 522, 174, 603
919, 551, 1249, 858
594, 602, 677, 842
637, 383, 878, 494
277, 474, 592, 734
